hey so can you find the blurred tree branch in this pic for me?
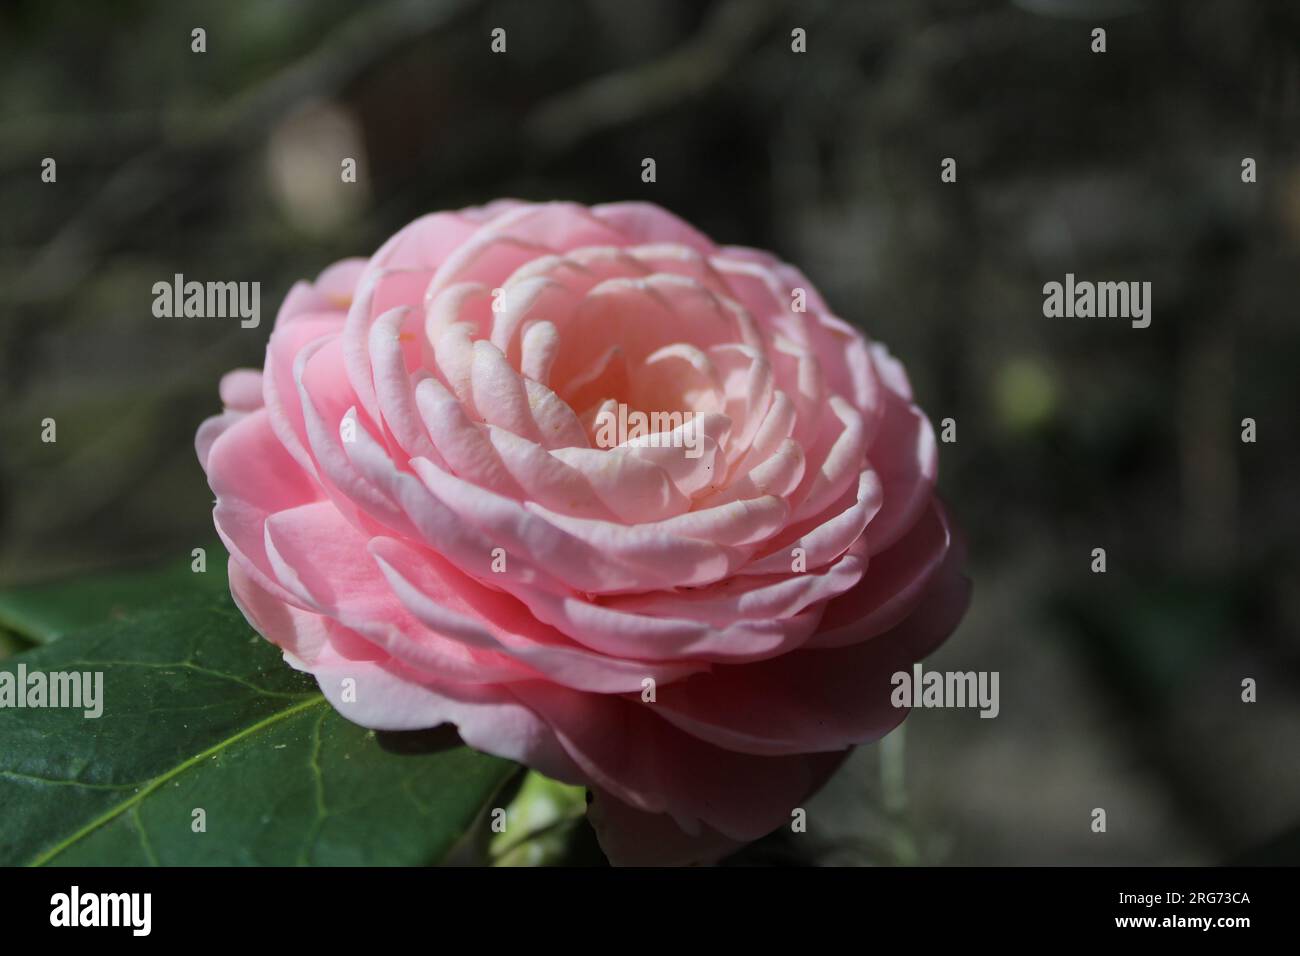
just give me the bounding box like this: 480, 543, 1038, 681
526, 0, 786, 152
9, 0, 481, 308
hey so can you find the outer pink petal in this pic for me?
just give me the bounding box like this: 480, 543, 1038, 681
478, 201, 629, 251
648, 546, 971, 756
227, 557, 330, 665
218, 369, 263, 412
860, 369, 938, 556
590, 201, 719, 256
262, 500, 529, 685
206, 408, 324, 606
809, 499, 953, 648
274, 257, 366, 327
306, 656, 587, 786
510, 681, 847, 841
587, 748, 849, 866
587, 791, 742, 867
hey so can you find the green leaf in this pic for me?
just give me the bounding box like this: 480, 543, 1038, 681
0, 629, 32, 663
0, 582, 518, 866
0, 552, 230, 645
489, 771, 589, 866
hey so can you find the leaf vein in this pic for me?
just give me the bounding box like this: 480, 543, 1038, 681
25, 694, 327, 866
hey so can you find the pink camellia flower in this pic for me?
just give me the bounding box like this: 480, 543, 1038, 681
196, 200, 969, 865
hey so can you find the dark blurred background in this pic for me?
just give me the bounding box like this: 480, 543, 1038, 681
2, 0, 1298, 865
